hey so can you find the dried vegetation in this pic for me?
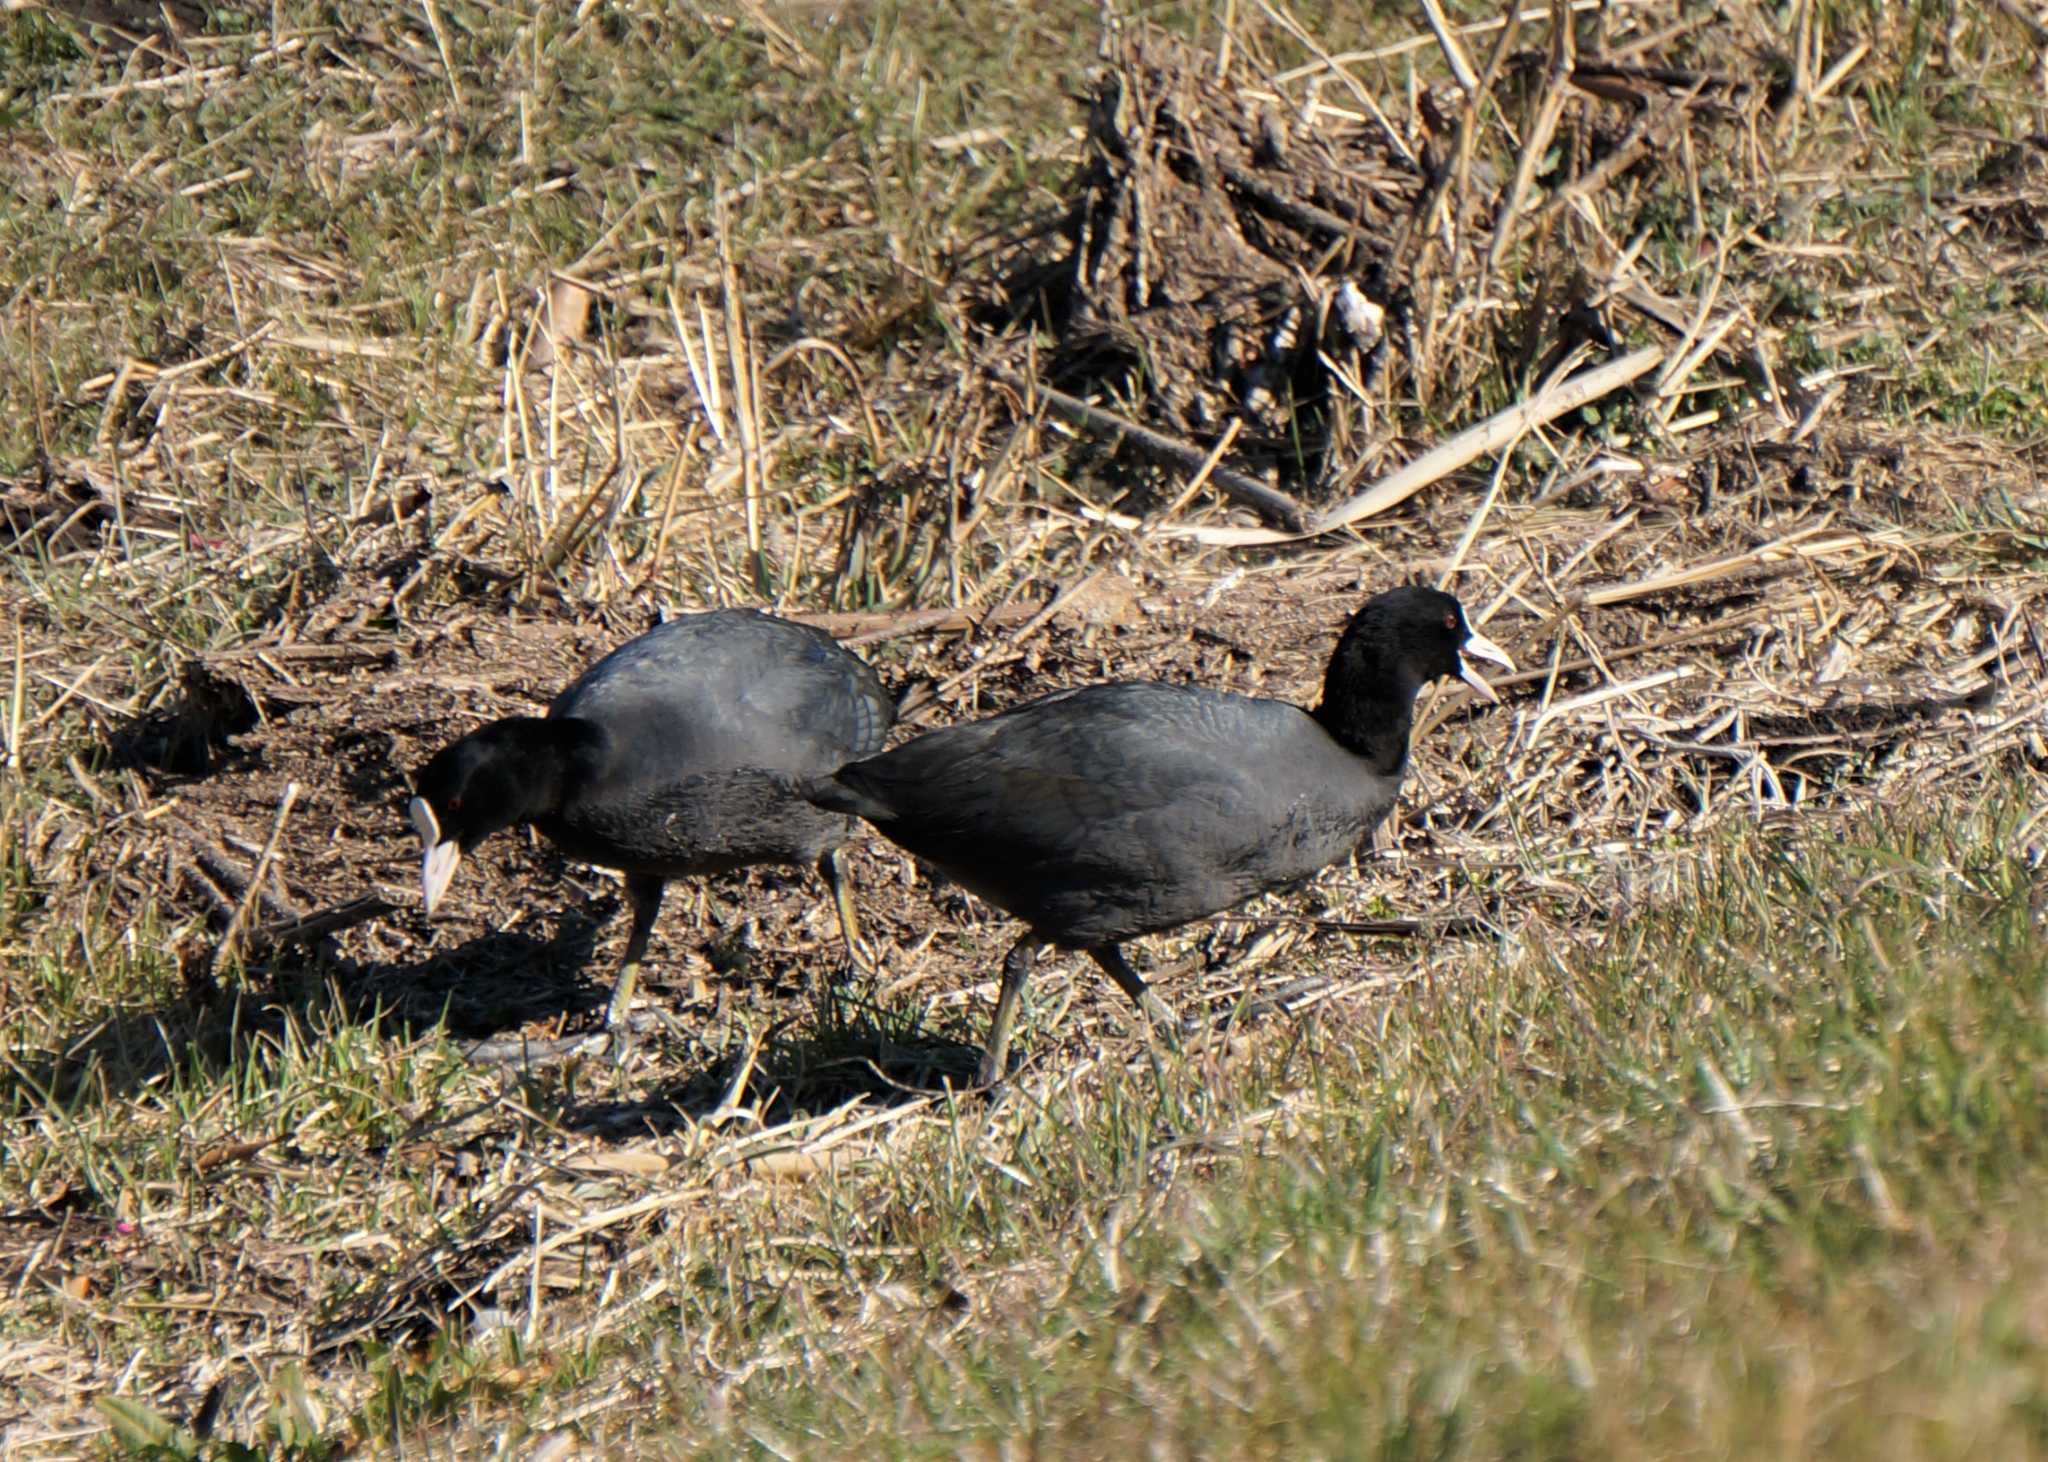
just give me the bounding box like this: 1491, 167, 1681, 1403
3, 0, 2048, 1452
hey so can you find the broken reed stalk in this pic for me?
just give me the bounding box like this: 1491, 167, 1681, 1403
1057, 344, 1660, 549
1418, 0, 1480, 93
1264, 0, 1605, 84
718, 227, 764, 574
217, 779, 301, 975
1438, 441, 1519, 590
1311, 344, 1665, 533
1579, 527, 1895, 607
1484, 5, 1574, 277
537, 458, 624, 576
1252, 0, 1416, 164
763, 337, 886, 466
6, 619, 22, 772
1153, 416, 1246, 523
1529, 83, 1708, 231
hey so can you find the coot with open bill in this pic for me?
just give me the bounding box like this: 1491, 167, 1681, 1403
803, 586, 1510, 1084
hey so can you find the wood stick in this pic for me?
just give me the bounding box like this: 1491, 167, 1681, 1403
256, 895, 393, 948
993, 371, 1309, 531
218, 781, 300, 974
1579, 529, 1887, 608
1419, 0, 1481, 91
1484, 43, 1573, 276
791, 598, 1048, 647
1310, 345, 1665, 533
1062, 502, 1298, 547
1267, 0, 1617, 82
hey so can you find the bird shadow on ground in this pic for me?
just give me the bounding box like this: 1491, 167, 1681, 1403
5, 904, 618, 1110
303, 899, 620, 1042
549, 986, 989, 1139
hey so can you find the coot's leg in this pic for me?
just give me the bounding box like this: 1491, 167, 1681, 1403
605, 874, 667, 1055
979, 936, 1043, 1087
1089, 945, 1181, 1041
816, 847, 874, 979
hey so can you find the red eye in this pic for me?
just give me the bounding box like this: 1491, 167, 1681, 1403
1444, 612, 1457, 630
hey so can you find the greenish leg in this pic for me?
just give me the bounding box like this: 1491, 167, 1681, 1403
605, 874, 666, 1060
979, 936, 1043, 1087
817, 847, 874, 978
1090, 944, 1182, 1047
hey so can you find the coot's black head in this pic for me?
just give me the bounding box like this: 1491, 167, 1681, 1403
408, 717, 573, 917
1314, 587, 1513, 771
1325, 586, 1512, 701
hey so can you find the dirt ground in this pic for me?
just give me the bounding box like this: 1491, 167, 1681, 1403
26, 418, 2045, 1130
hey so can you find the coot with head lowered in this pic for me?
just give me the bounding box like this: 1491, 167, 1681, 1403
803, 585, 1510, 1084
409, 608, 894, 1039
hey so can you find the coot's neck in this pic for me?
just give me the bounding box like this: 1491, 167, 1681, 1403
1311, 639, 1422, 777
475, 716, 605, 830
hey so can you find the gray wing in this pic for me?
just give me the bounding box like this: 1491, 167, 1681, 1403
554, 610, 893, 783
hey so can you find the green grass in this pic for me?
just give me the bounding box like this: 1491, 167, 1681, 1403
616, 797, 2048, 1456
77, 792, 2048, 1456
0, 0, 1124, 661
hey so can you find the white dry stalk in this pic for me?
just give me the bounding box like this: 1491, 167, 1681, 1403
1312, 345, 1666, 533
1519, 666, 1695, 749
1437, 442, 1521, 591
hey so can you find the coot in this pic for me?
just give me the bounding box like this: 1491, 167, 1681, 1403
803, 586, 1510, 1083
409, 608, 894, 1035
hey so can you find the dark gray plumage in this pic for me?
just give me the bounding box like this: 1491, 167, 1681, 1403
803, 585, 1512, 1083
409, 608, 894, 1035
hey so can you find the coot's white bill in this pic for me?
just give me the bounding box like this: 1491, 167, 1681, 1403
410, 795, 462, 917
1457, 631, 1514, 702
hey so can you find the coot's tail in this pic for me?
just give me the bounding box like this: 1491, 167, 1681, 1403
793, 769, 891, 824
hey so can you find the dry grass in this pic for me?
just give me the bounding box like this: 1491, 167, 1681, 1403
3, 0, 2048, 1453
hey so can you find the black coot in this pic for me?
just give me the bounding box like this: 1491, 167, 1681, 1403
803, 586, 1511, 1084
409, 608, 894, 1035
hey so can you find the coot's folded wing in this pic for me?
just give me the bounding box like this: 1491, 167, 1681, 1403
829, 682, 1286, 877
554, 610, 893, 782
